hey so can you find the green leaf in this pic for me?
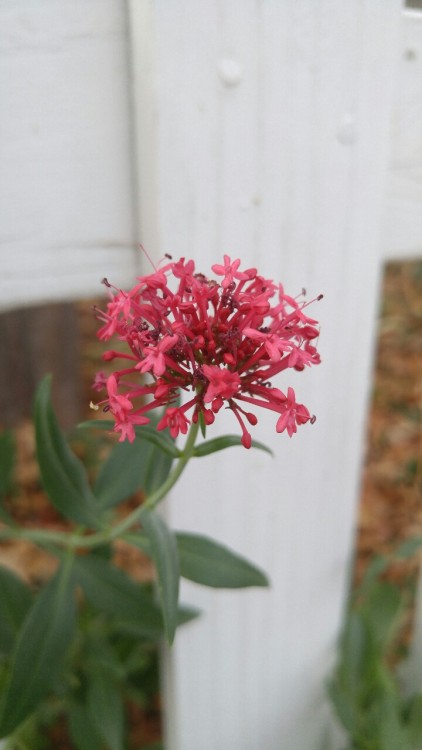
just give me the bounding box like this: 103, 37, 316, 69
198, 410, 207, 439
73, 555, 166, 640
338, 611, 374, 698
395, 536, 422, 560
0, 559, 76, 737
0, 565, 33, 654
113, 603, 200, 641
326, 677, 356, 734
87, 673, 125, 750
135, 425, 180, 458
68, 701, 103, 750
0, 431, 15, 525
405, 694, 422, 747
193, 434, 273, 457
372, 693, 408, 750
139, 509, 180, 644
142, 443, 173, 495
356, 554, 390, 598
363, 582, 403, 650
0, 431, 14, 497
176, 532, 269, 588
83, 628, 124, 681
78, 420, 180, 458
94, 439, 149, 509
80, 419, 175, 496
34, 376, 100, 527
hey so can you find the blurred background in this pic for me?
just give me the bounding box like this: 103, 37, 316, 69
0, 2, 421, 749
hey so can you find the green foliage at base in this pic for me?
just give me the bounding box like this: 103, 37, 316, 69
329, 550, 422, 750
0, 375, 270, 745
0, 589, 163, 750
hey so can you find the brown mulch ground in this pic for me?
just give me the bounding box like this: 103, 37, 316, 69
354, 260, 422, 654
357, 260, 422, 575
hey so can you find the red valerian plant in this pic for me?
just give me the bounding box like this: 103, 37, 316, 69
0, 255, 323, 745
93, 255, 322, 448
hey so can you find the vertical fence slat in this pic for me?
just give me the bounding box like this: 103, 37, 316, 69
0, 1, 137, 311
382, 11, 422, 260
128, 2, 403, 748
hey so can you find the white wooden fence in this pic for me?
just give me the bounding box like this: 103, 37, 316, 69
1, 2, 421, 749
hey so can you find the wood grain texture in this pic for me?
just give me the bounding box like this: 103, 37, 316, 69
0, 1, 137, 311
0, 303, 82, 428
128, 2, 403, 748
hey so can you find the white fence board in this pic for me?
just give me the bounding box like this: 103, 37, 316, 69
382, 11, 422, 259
0, 1, 137, 311
128, 2, 402, 749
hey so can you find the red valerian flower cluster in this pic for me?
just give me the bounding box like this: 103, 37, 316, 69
93, 255, 322, 448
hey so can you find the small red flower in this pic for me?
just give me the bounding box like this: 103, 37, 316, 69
202, 365, 241, 404
211, 255, 254, 289
157, 407, 190, 440
136, 334, 179, 377
275, 387, 310, 437
105, 375, 150, 443
93, 256, 321, 447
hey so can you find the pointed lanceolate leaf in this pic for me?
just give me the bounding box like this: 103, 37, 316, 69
34, 376, 100, 527
139, 508, 180, 644
113, 603, 200, 642
142, 443, 173, 495
78, 420, 180, 458
68, 701, 103, 750
94, 439, 149, 509
0, 559, 76, 738
0, 565, 33, 654
326, 678, 356, 734
193, 435, 273, 457
0, 430, 15, 497
78, 419, 116, 432
176, 532, 269, 588
363, 581, 403, 649
0, 431, 16, 525
73, 555, 166, 639
198, 409, 207, 439
134, 425, 180, 458
406, 694, 422, 747
87, 674, 125, 750
85, 421, 174, 500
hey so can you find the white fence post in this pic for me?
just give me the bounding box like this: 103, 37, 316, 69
128, 2, 403, 749
0, 1, 137, 311
382, 10, 422, 261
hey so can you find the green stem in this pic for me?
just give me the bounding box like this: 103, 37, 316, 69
0, 527, 74, 547
0, 421, 200, 551
102, 418, 200, 538
60, 537, 77, 578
